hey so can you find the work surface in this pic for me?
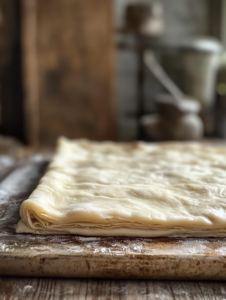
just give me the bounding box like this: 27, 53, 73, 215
1, 156, 226, 298
1, 157, 226, 280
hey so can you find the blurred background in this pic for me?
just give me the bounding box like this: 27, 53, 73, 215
0, 0, 226, 154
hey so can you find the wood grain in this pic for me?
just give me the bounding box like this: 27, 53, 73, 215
21, 0, 40, 147
22, 0, 116, 147
0, 277, 226, 299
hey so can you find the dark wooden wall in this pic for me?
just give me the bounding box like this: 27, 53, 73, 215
22, 0, 116, 147
0, 0, 24, 142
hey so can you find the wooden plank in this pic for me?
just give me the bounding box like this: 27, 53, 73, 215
22, 0, 115, 147
3, 235, 226, 280
2, 160, 226, 280
21, 0, 40, 146
0, 277, 226, 299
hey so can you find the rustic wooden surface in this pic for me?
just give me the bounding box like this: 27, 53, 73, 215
22, 0, 115, 147
1, 277, 226, 299
2, 157, 226, 281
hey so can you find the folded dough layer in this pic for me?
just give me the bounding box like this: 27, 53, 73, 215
16, 137, 226, 237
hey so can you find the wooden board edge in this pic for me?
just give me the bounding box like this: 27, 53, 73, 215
0, 255, 226, 279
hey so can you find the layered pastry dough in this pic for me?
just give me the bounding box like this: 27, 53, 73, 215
16, 137, 226, 237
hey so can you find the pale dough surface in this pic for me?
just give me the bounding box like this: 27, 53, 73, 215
16, 137, 226, 237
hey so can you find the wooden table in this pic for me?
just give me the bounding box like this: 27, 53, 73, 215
1, 277, 226, 299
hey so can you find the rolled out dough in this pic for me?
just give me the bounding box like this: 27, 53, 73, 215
16, 137, 226, 237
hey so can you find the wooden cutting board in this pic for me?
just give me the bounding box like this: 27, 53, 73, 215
1, 158, 226, 280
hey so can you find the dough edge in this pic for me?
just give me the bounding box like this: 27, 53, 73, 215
16, 220, 226, 237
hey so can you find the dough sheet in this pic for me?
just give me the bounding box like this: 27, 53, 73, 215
16, 137, 226, 237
